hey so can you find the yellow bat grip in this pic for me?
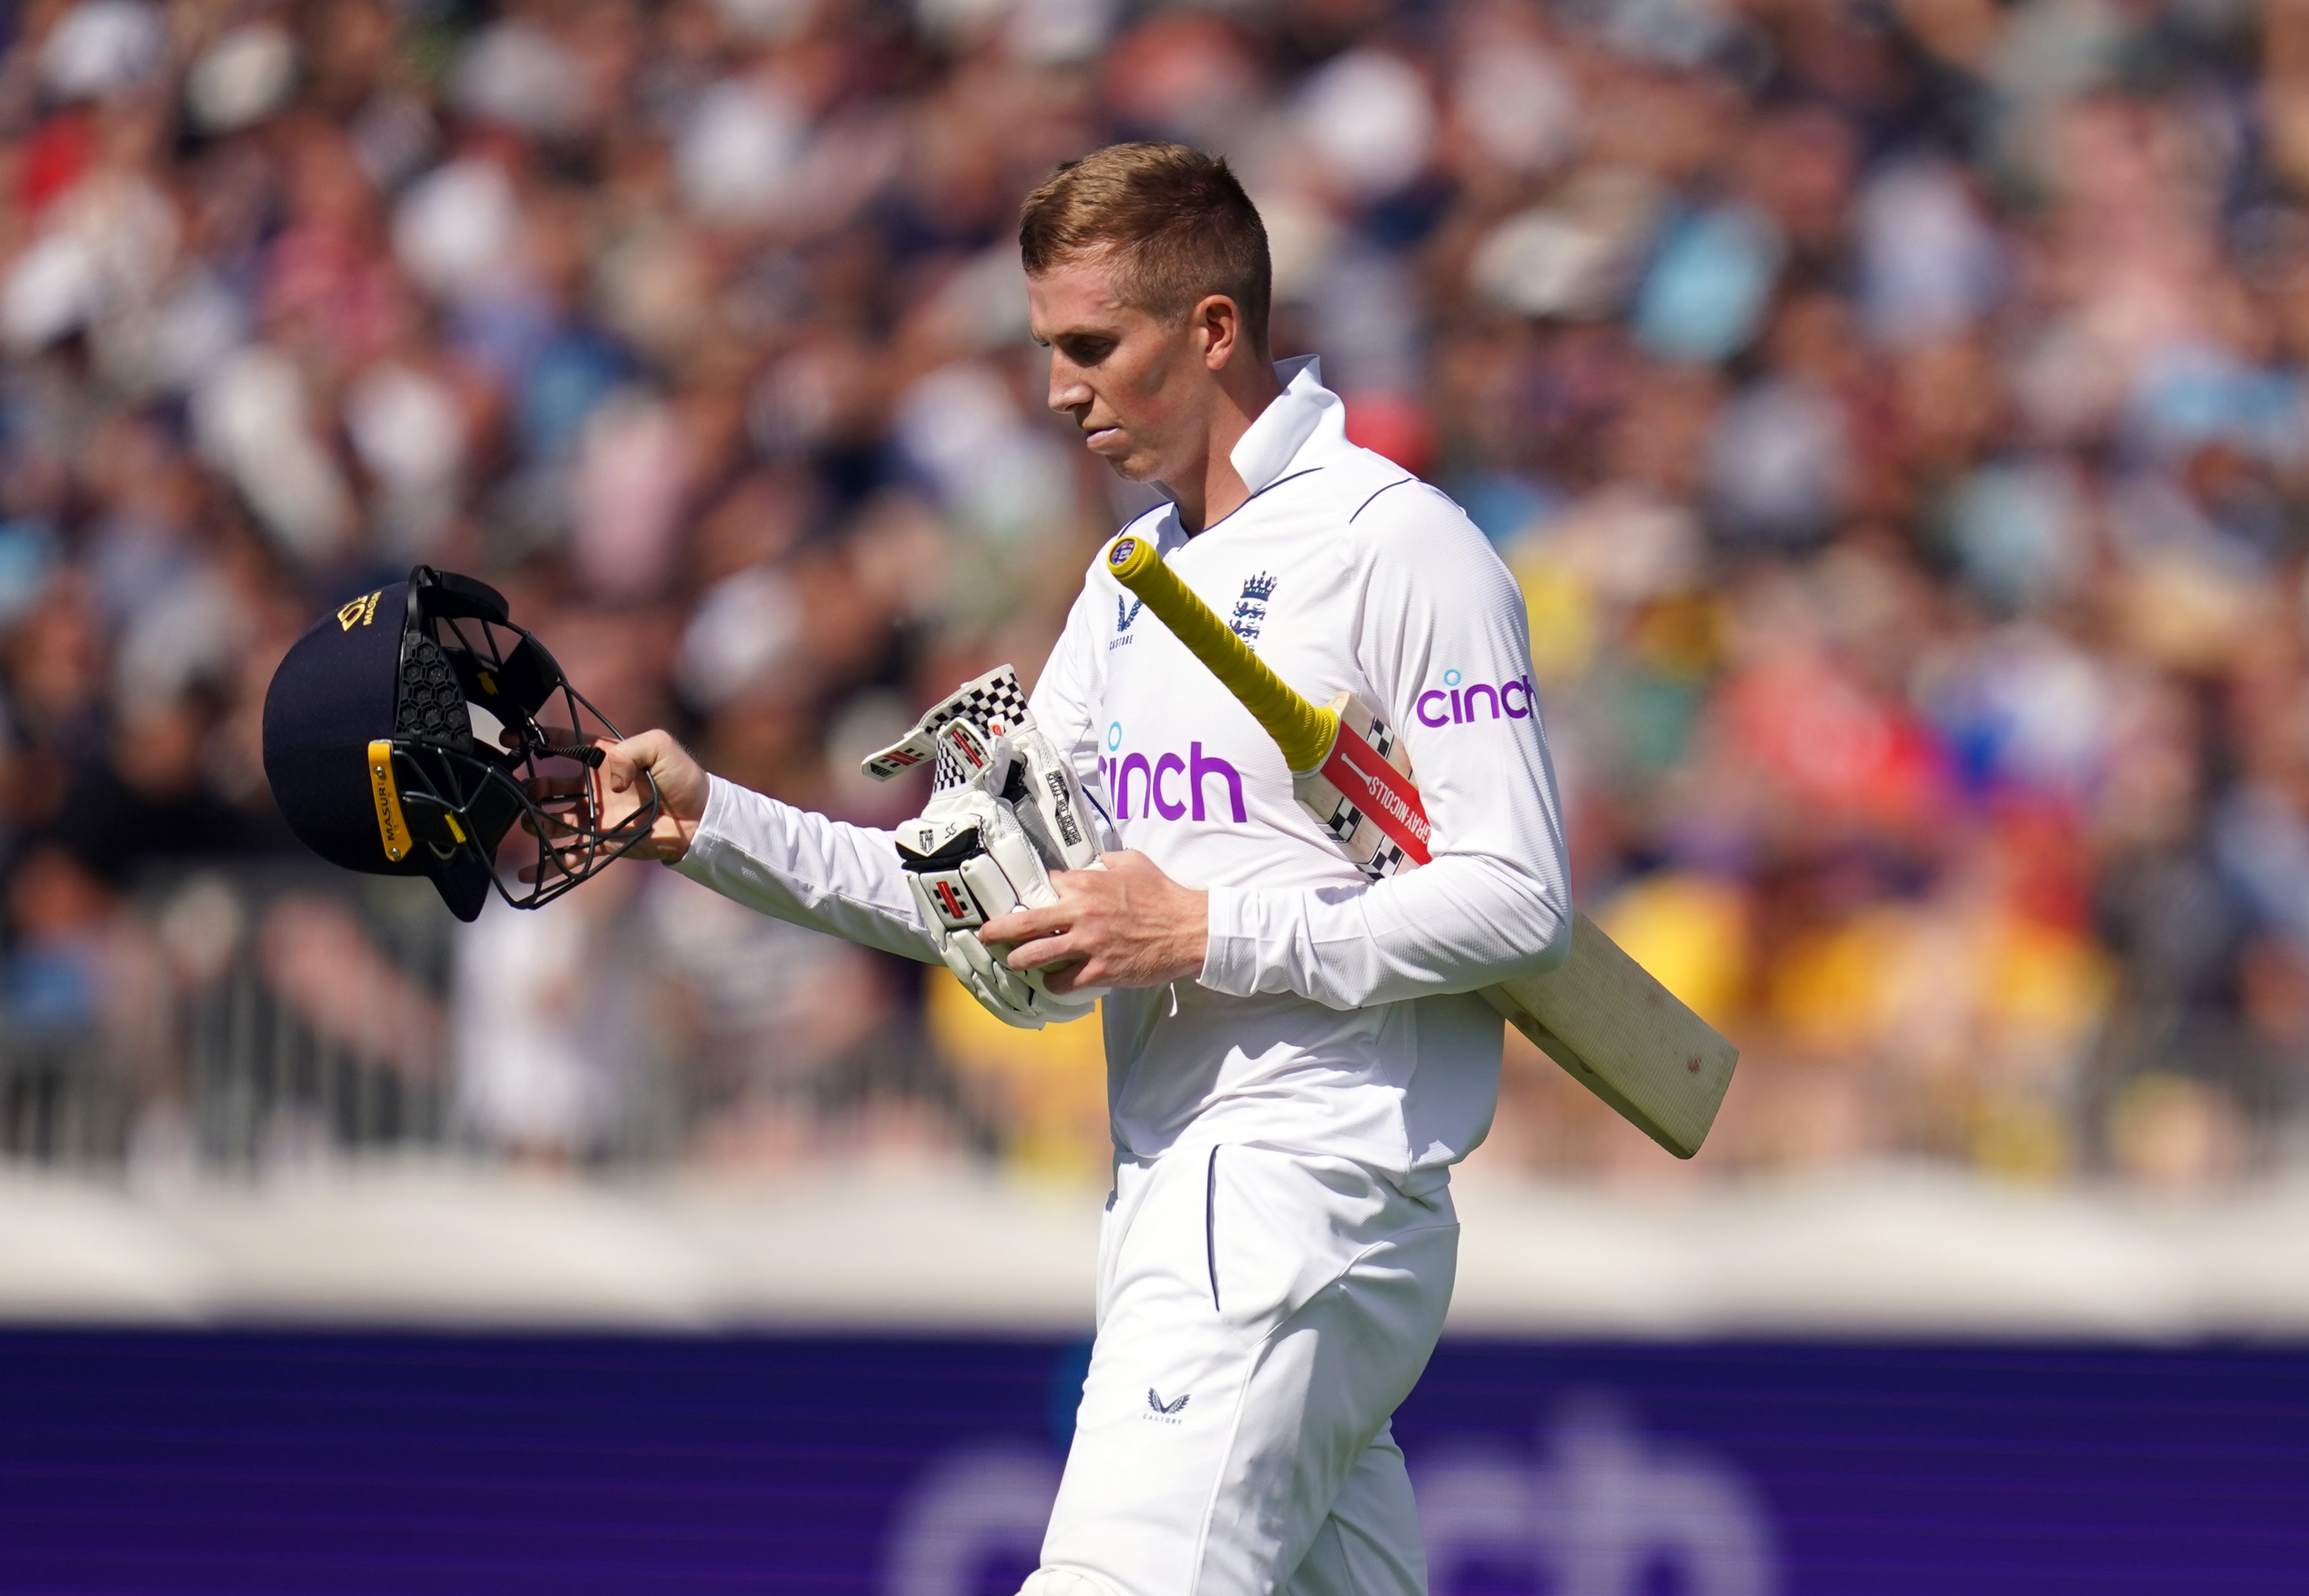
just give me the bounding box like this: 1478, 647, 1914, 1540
1106, 533, 1338, 774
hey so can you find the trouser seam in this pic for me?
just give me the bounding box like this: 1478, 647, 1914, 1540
1184, 1332, 1257, 1595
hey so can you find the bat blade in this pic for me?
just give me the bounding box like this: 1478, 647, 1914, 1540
1483, 915, 1737, 1158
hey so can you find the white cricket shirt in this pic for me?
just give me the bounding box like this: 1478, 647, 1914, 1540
675, 358, 1572, 1176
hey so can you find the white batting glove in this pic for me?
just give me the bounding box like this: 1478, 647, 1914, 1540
893, 721, 1105, 1029
1003, 724, 1104, 872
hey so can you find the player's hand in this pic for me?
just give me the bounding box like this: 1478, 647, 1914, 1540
592, 729, 708, 861
519, 727, 709, 870
980, 850, 1207, 993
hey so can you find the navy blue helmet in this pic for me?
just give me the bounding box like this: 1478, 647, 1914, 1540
262, 567, 659, 920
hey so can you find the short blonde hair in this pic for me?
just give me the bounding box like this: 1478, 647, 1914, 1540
1019, 142, 1272, 354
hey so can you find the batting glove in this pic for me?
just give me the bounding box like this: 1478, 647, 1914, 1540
895, 723, 1105, 1029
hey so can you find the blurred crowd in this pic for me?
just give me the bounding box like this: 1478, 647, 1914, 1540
1, 0, 2305, 1190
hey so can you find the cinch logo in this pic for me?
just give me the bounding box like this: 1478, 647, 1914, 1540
1099, 733, 1247, 823
1417, 669, 1537, 728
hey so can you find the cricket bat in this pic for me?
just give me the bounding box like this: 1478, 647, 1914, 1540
1104, 533, 1737, 1158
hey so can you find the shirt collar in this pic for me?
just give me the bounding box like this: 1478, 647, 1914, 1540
1229, 355, 1349, 497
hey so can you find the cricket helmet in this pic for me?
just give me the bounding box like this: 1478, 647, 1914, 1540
261, 566, 659, 920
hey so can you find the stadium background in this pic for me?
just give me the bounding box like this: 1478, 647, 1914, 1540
1, 0, 2308, 1588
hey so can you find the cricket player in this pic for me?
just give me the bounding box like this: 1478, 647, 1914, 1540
591, 144, 1571, 1595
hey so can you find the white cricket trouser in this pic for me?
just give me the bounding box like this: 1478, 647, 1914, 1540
1032, 1141, 1459, 1595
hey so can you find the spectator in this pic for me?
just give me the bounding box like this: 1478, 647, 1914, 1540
0, 0, 2302, 1188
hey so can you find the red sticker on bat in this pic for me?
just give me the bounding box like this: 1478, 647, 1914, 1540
1324, 733, 1432, 864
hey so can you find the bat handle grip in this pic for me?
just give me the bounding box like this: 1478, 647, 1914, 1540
1106, 533, 1338, 774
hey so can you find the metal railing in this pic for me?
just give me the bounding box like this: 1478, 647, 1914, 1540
2, 863, 460, 1172
0, 849, 1001, 1179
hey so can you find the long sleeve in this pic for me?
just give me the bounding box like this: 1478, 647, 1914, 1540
1198, 483, 1572, 1009
670, 777, 939, 963
671, 575, 1115, 962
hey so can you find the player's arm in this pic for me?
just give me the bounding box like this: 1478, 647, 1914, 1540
1199, 489, 1572, 1010
579, 571, 1125, 970
586, 728, 944, 963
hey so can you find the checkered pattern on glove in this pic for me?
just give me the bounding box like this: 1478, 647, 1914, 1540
859, 664, 1036, 786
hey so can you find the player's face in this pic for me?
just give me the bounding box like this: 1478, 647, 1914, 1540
1028, 251, 1216, 484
